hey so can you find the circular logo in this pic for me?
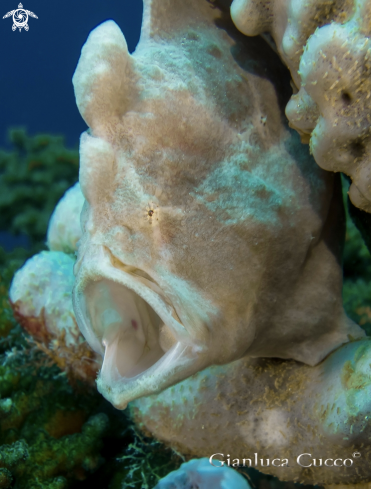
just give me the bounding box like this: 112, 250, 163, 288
13, 8, 28, 28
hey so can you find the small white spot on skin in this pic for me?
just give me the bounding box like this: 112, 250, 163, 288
238, 409, 291, 448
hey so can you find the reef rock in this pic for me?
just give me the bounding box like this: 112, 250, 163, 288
10, 251, 77, 346
71, 0, 363, 410
132, 338, 371, 486
9, 250, 100, 385
47, 182, 84, 254
231, 0, 371, 213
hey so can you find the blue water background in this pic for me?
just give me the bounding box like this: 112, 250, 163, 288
0, 0, 143, 249
0, 0, 143, 147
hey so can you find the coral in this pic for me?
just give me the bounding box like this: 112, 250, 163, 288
0, 412, 109, 488
0, 325, 108, 488
47, 183, 84, 254
231, 0, 371, 213
1, 269, 105, 489
9, 251, 100, 385
71, 0, 363, 412
154, 457, 251, 489
0, 128, 79, 254
288, 21, 371, 213
10, 251, 77, 344
230, 0, 353, 89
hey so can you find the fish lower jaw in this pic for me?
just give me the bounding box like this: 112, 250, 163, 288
96, 339, 188, 410
74, 257, 199, 407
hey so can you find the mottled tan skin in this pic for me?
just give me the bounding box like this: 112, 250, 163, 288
72, 0, 362, 409
69, 1, 370, 485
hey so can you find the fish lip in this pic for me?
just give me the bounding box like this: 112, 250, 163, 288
72, 245, 191, 405
96, 339, 196, 409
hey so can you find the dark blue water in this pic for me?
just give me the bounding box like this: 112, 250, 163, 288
0, 0, 143, 149
0, 0, 143, 249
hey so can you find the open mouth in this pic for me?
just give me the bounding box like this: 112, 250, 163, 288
72, 249, 194, 407
84, 278, 177, 381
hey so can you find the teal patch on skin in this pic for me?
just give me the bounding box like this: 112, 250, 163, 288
192, 151, 293, 227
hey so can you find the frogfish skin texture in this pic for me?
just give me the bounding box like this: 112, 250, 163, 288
71, 0, 364, 410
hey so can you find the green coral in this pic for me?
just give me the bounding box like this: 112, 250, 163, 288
0, 329, 181, 488
0, 283, 109, 488
0, 128, 79, 268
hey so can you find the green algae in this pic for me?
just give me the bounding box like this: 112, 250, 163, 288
117, 427, 183, 488
0, 128, 79, 268
0, 268, 109, 488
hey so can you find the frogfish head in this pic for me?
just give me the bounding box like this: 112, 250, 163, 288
71, 7, 364, 409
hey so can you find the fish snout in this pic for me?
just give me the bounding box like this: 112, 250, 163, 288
72, 245, 211, 407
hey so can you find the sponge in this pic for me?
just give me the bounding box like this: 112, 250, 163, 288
231, 0, 371, 212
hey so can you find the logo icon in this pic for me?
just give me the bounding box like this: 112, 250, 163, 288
3, 3, 38, 32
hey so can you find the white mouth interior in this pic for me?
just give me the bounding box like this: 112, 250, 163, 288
84, 279, 177, 380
